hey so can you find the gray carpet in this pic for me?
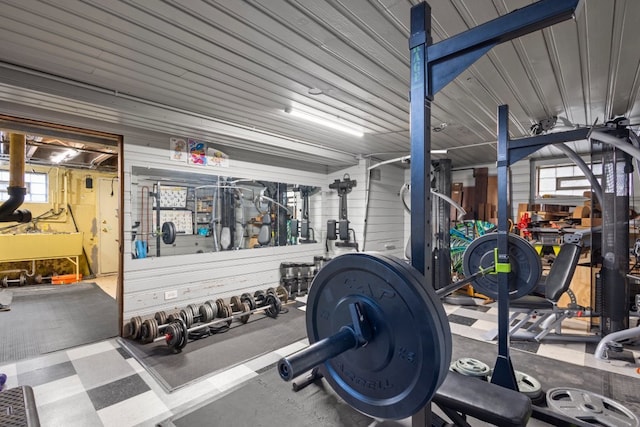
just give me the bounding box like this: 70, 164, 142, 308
119, 305, 307, 392
0, 283, 118, 363
163, 334, 640, 427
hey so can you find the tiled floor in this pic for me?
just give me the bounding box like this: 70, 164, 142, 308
1, 293, 639, 426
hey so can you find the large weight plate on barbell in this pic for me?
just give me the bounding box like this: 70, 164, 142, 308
306, 252, 451, 420
462, 233, 541, 300
162, 221, 176, 245
546, 387, 639, 427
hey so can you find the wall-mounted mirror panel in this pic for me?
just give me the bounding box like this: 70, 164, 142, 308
130, 167, 320, 258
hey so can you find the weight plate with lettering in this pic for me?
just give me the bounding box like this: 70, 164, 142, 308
306, 252, 451, 420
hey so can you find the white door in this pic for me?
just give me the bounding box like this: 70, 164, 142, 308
98, 178, 120, 274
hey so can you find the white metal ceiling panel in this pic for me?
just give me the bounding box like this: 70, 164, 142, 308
0, 0, 637, 168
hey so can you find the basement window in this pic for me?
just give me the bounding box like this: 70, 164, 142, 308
0, 170, 48, 203
537, 163, 602, 197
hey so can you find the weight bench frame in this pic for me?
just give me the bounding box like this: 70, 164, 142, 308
485, 242, 600, 342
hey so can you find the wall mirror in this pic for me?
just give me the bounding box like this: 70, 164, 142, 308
130, 167, 320, 258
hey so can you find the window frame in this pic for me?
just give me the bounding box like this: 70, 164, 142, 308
0, 170, 48, 203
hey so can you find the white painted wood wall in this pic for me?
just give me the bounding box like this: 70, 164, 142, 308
122, 143, 328, 319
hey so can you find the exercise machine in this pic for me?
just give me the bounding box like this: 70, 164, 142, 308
326, 174, 358, 250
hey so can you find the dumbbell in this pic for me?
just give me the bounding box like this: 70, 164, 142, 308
159, 293, 286, 352
145, 300, 231, 343
33, 272, 57, 284
124, 302, 211, 342
253, 286, 289, 307
1, 273, 27, 287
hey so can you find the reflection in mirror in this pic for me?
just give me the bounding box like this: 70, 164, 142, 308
131, 167, 320, 257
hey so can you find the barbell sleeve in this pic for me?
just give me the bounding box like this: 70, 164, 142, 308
279, 302, 370, 381
278, 326, 358, 381
435, 264, 495, 298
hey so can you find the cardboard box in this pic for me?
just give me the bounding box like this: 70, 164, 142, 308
581, 217, 602, 227
572, 205, 591, 219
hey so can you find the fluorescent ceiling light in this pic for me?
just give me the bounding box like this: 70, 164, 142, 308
285, 107, 364, 137
431, 149, 448, 154
50, 149, 79, 164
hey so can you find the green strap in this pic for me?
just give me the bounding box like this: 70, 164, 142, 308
493, 248, 511, 273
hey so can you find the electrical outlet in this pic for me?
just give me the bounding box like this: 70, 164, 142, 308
164, 290, 178, 300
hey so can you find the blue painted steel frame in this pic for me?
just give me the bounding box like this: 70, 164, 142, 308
409, 0, 580, 394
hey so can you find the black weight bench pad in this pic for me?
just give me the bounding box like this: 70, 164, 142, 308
510, 295, 553, 310
433, 371, 531, 426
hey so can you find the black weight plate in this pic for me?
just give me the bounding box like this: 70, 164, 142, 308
276, 286, 289, 303
179, 308, 194, 328
254, 290, 265, 305
230, 296, 242, 312
199, 304, 212, 323
306, 252, 451, 420
239, 302, 251, 324
174, 318, 188, 352
162, 221, 176, 244
264, 294, 278, 318
165, 323, 181, 349
266, 287, 275, 295
154, 311, 168, 325
141, 320, 151, 342
462, 233, 541, 300
130, 316, 142, 340
187, 304, 199, 317
215, 299, 226, 317
204, 300, 218, 319
145, 318, 159, 343
122, 322, 133, 338
223, 304, 233, 326
241, 293, 256, 310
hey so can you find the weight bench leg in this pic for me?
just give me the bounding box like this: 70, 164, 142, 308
508, 311, 533, 336
485, 311, 523, 340
434, 403, 473, 427
526, 312, 552, 331
535, 313, 567, 341
292, 367, 323, 392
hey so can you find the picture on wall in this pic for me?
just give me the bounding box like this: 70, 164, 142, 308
170, 137, 188, 162
188, 138, 207, 166
207, 146, 229, 168
159, 186, 188, 208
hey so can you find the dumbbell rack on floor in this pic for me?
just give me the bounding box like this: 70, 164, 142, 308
124, 286, 291, 353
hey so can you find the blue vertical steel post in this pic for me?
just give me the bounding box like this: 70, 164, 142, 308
493, 105, 518, 390
409, 3, 432, 281
409, 4, 433, 425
